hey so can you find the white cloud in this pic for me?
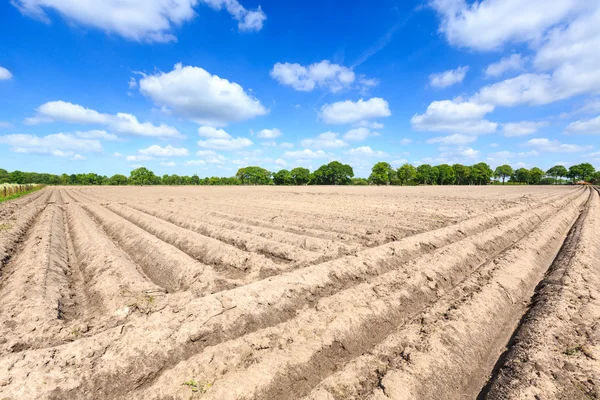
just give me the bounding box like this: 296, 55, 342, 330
0, 66, 13, 80
270, 60, 357, 93
159, 161, 176, 167
256, 128, 282, 139
346, 146, 388, 157
197, 137, 253, 150
280, 142, 294, 149
25, 100, 181, 138
113, 152, 124, 158
199, 0, 266, 32
301, 131, 348, 149
524, 137, 591, 152
74, 129, 119, 141
411, 100, 497, 134
275, 158, 287, 167
484, 54, 525, 78
0, 133, 102, 156
0, 121, 13, 128
564, 116, 600, 134
320, 97, 391, 124
139, 63, 267, 126
427, 134, 477, 145
283, 149, 329, 159
429, 66, 468, 88
198, 126, 232, 139
139, 145, 189, 157
12, 0, 264, 43
71, 154, 85, 161
502, 121, 548, 137
126, 155, 154, 162
430, 0, 588, 51
186, 160, 207, 166
356, 120, 384, 129
399, 138, 413, 145
343, 127, 379, 141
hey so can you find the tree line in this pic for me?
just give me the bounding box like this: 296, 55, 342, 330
0, 161, 598, 187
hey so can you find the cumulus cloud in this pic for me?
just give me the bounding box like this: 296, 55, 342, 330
198, 126, 232, 139
256, 128, 282, 139
320, 98, 391, 124
74, 129, 119, 141
429, 66, 468, 88
0, 133, 102, 156
160, 161, 176, 167
430, 0, 588, 51
12, 0, 264, 43
484, 54, 525, 78
300, 131, 348, 149
0, 66, 13, 80
426, 134, 477, 145
139, 145, 189, 157
502, 121, 548, 137
71, 154, 85, 161
270, 60, 357, 93
25, 100, 182, 138
524, 137, 591, 152
346, 146, 388, 157
275, 158, 287, 167
283, 149, 329, 159
198, 137, 253, 151
138, 63, 267, 126
411, 100, 497, 134
343, 127, 379, 141
564, 116, 600, 134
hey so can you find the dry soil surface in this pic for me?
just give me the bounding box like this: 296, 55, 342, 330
0, 185, 598, 400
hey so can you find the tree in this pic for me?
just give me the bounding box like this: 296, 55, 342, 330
397, 163, 417, 185
529, 167, 544, 185
452, 164, 470, 185
313, 161, 354, 185
437, 164, 456, 185
568, 163, 596, 182
273, 169, 293, 185
416, 164, 435, 185
546, 165, 568, 184
109, 174, 128, 185
591, 171, 600, 185
236, 166, 272, 185
351, 177, 369, 185
470, 163, 493, 185
8, 170, 24, 184
368, 162, 394, 185
129, 167, 158, 185
290, 167, 311, 185
513, 168, 530, 184
494, 164, 514, 185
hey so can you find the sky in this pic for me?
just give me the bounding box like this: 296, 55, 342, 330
0, 0, 599, 178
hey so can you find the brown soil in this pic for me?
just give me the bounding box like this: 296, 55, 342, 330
0, 185, 597, 399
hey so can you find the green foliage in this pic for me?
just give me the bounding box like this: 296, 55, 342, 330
108, 174, 128, 185
494, 164, 514, 184
397, 163, 417, 185
529, 167, 544, 184
236, 166, 272, 185
290, 167, 311, 185
513, 168, 531, 184
273, 169, 293, 185
312, 161, 354, 185
129, 167, 159, 185
416, 164, 435, 185
436, 164, 456, 185
452, 164, 470, 185
568, 163, 596, 182
368, 162, 394, 185
470, 162, 493, 185
351, 177, 369, 185
546, 165, 568, 184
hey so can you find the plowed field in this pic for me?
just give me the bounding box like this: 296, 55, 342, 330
0, 185, 598, 399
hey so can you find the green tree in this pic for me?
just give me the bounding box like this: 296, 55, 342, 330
368, 162, 394, 185
236, 166, 272, 185
494, 164, 514, 185
397, 163, 417, 185
513, 168, 530, 184
546, 165, 568, 184
8, 170, 25, 184
313, 161, 354, 185
273, 169, 293, 185
437, 164, 456, 185
129, 167, 158, 185
109, 174, 129, 185
290, 167, 311, 185
452, 164, 471, 185
529, 167, 544, 185
416, 164, 435, 185
0, 168, 8, 181
568, 163, 596, 182
351, 177, 369, 185
470, 163, 493, 185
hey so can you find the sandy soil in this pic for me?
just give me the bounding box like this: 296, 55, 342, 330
0, 185, 597, 399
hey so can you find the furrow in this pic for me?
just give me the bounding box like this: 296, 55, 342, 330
78, 200, 232, 295
0, 204, 71, 355
124, 202, 331, 264
481, 187, 600, 400
303, 188, 589, 400
134, 188, 587, 400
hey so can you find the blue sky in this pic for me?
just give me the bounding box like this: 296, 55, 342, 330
0, 0, 599, 178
